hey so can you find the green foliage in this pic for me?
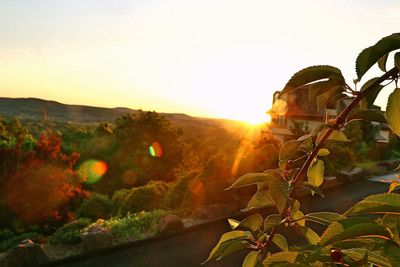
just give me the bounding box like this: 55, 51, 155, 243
386, 88, 400, 137
101, 209, 166, 238
49, 218, 92, 245
281, 65, 344, 96
112, 181, 170, 215
356, 33, 400, 80
0, 230, 42, 252
207, 33, 400, 267
77, 193, 113, 220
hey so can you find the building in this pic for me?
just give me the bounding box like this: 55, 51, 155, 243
267, 87, 390, 143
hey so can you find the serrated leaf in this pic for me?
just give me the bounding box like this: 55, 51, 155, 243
344, 193, 400, 216
281, 65, 343, 96
227, 169, 281, 189
298, 226, 320, 245
305, 212, 346, 226
360, 77, 384, 108
235, 214, 264, 234
263, 251, 299, 265
334, 239, 376, 249
320, 218, 391, 246
301, 182, 325, 197
356, 33, 400, 80
317, 148, 330, 157
243, 251, 260, 267
378, 53, 389, 72
386, 88, 400, 137
280, 140, 302, 160
273, 234, 289, 252
343, 249, 391, 267
269, 175, 290, 214
307, 159, 324, 187
289, 199, 301, 212
204, 230, 252, 263
348, 109, 387, 123
264, 214, 283, 232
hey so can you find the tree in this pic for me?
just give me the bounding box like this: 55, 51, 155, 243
206, 33, 400, 266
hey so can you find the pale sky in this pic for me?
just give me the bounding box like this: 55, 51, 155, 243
1, 0, 400, 122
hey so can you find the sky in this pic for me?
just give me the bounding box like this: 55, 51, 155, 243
1, 0, 400, 122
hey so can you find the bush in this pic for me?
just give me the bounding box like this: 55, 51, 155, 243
322, 143, 357, 176
112, 181, 170, 215
163, 175, 193, 210
0, 230, 42, 252
77, 193, 113, 220
99, 210, 167, 238
48, 218, 92, 245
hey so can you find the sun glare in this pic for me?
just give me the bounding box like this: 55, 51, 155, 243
242, 113, 272, 126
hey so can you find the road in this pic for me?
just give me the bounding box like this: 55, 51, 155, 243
50, 178, 391, 267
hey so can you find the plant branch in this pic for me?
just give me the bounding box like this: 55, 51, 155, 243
263, 66, 399, 252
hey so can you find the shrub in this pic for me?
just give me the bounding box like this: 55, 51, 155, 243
112, 181, 170, 215
163, 175, 193, 210
322, 143, 357, 176
77, 193, 113, 220
99, 209, 167, 238
0, 231, 42, 252
48, 218, 92, 245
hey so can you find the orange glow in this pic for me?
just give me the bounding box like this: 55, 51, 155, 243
272, 99, 288, 116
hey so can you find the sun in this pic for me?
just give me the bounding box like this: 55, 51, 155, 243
242, 113, 272, 125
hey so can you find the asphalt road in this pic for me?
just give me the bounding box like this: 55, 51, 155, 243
53, 178, 391, 267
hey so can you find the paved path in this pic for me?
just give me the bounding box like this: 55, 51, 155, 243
52, 179, 389, 267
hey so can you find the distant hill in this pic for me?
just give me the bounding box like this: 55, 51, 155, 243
0, 97, 259, 139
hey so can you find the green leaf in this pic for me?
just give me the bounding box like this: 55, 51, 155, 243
307, 159, 324, 187
264, 214, 283, 232
345, 193, 400, 216
235, 214, 264, 234
395, 52, 400, 70
316, 129, 349, 145
297, 226, 320, 245
386, 88, 400, 137
281, 65, 343, 96
279, 140, 302, 161
301, 182, 325, 197
263, 251, 299, 265
245, 189, 275, 211
378, 53, 389, 72
289, 199, 301, 212
273, 234, 289, 252
389, 182, 400, 193
383, 240, 400, 266
334, 239, 376, 249
204, 230, 252, 263
320, 218, 391, 246
316, 85, 344, 111
293, 210, 305, 227
317, 148, 330, 157
360, 77, 384, 108
228, 218, 240, 230
269, 175, 290, 214
304, 212, 346, 226
227, 169, 281, 189
343, 249, 391, 267
243, 251, 260, 267
356, 33, 400, 80
348, 109, 387, 123
382, 214, 400, 243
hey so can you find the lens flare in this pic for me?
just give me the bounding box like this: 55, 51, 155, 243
272, 99, 288, 116
78, 160, 108, 184
149, 141, 163, 157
